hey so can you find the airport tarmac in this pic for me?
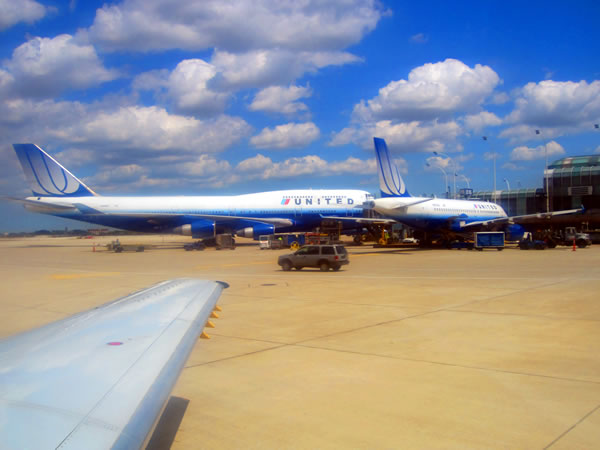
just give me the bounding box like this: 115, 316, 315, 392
1, 235, 599, 449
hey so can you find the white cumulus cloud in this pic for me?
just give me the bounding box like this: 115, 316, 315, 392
501, 80, 600, 142
212, 49, 360, 90
166, 59, 228, 115
236, 154, 377, 180
250, 122, 320, 149
85, 0, 385, 53
3, 34, 118, 98
331, 59, 500, 154
0, 0, 47, 30
331, 119, 462, 153
510, 141, 565, 161
464, 111, 502, 131
249, 84, 312, 115
352, 59, 500, 122
507, 80, 600, 127
52, 106, 251, 155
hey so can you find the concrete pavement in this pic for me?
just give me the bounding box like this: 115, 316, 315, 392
1, 235, 599, 448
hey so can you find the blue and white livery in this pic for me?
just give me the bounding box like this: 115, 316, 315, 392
13, 143, 97, 197
10, 144, 372, 239
374, 137, 409, 198
369, 138, 581, 240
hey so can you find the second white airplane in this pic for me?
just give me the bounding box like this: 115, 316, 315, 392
367, 137, 581, 242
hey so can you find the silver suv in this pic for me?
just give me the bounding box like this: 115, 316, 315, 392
278, 244, 349, 272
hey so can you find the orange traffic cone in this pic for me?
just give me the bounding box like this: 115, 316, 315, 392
572, 238, 576, 251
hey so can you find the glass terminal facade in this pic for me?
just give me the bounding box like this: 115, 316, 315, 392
472, 155, 600, 216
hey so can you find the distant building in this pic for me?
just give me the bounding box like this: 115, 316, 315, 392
472, 155, 600, 216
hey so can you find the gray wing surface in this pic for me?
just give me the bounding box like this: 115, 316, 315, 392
461, 207, 583, 228
0, 278, 226, 450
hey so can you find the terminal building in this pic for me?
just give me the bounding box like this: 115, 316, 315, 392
472, 155, 600, 217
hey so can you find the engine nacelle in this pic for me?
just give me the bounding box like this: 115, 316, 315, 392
173, 221, 215, 239
506, 224, 525, 241
236, 223, 275, 240
449, 214, 469, 231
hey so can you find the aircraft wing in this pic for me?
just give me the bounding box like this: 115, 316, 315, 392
103, 212, 294, 228
382, 198, 434, 210
320, 215, 396, 224
1, 196, 78, 213
461, 207, 584, 228
0, 278, 226, 450
322, 198, 434, 224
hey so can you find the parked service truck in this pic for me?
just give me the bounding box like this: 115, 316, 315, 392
545, 227, 591, 249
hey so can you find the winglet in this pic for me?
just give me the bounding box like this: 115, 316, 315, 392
373, 137, 410, 198
12, 144, 97, 197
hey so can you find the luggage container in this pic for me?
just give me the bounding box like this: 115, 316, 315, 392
474, 232, 504, 251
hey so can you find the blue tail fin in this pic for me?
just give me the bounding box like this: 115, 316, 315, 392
373, 137, 410, 198
12, 144, 97, 197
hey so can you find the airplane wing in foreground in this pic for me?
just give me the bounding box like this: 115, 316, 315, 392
0, 278, 226, 450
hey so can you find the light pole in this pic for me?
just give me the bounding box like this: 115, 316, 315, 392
503, 178, 510, 190
459, 174, 470, 188
426, 162, 449, 198
536, 129, 550, 212
432, 151, 456, 199
483, 136, 496, 203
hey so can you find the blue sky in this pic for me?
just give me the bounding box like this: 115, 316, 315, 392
1, 0, 599, 231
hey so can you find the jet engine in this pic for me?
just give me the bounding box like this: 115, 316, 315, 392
173, 221, 215, 239
236, 223, 275, 240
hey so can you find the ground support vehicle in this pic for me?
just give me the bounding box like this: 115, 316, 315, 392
183, 241, 206, 251
518, 233, 547, 250
107, 240, 145, 252
447, 240, 474, 250
306, 233, 332, 245
474, 232, 505, 251
215, 234, 235, 250
544, 227, 591, 249
278, 244, 349, 272
259, 234, 306, 250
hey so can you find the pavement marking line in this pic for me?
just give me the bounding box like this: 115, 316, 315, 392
48, 272, 118, 280
185, 342, 289, 369
446, 308, 600, 322
291, 278, 589, 354
195, 261, 272, 270
294, 342, 600, 386
544, 403, 600, 449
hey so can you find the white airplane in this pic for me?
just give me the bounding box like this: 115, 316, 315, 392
10, 144, 372, 239
0, 278, 226, 449
367, 137, 582, 242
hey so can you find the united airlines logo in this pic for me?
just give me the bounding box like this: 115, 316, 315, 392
15, 144, 82, 196
281, 196, 354, 206
374, 137, 408, 197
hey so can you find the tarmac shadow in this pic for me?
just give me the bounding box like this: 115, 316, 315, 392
146, 396, 190, 450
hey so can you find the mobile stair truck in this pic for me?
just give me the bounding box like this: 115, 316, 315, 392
474, 232, 505, 251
